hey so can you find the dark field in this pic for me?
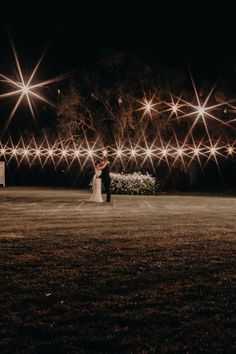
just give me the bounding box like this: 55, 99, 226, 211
0, 188, 235, 353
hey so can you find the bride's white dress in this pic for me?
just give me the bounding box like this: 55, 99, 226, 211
90, 169, 103, 202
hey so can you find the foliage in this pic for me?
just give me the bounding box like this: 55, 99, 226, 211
110, 171, 158, 195
56, 52, 188, 146
16, 52, 236, 189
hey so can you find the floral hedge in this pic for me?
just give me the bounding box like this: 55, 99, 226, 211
110, 172, 158, 195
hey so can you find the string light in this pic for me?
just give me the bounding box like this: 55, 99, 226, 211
136, 96, 158, 117
116, 148, 123, 157
227, 146, 234, 155
0, 138, 234, 173
0, 39, 69, 137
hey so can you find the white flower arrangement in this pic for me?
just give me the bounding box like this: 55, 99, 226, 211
110, 172, 158, 195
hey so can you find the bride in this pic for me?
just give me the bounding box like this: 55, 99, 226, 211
90, 161, 103, 202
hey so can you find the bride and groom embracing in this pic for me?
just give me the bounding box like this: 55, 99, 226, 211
90, 157, 111, 203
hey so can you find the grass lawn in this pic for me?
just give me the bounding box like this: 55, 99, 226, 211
0, 187, 235, 353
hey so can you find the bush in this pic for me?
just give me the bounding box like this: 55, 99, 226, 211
110, 172, 158, 195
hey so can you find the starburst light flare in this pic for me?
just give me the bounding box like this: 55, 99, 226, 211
1, 133, 235, 176
136, 96, 159, 118
0, 39, 69, 138
169, 71, 234, 147
163, 93, 185, 120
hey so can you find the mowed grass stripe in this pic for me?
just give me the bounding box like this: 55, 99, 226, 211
0, 188, 235, 353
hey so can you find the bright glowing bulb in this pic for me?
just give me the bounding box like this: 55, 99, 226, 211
194, 148, 200, 155
130, 149, 137, 157
22, 85, 30, 95
227, 146, 234, 154
210, 147, 216, 155
12, 148, 17, 155
161, 148, 167, 156
35, 149, 41, 156
172, 104, 178, 113
48, 149, 54, 156
116, 149, 123, 156
145, 102, 152, 112
197, 106, 206, 115
137, 97, 157, 116
61, 149, 67, 157
74, 149, 80, 157
23, 149, 29, 156
0, 148, 6, 155
145, 148, 153, 157
87, 149, 94, 157
177, 148, 183, 156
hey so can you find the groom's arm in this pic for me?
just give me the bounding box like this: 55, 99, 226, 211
100, 161, 108, 170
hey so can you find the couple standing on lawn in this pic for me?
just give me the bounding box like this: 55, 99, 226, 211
90, 157, 111, 203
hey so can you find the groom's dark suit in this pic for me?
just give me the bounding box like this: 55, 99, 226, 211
101, 162, 111, 202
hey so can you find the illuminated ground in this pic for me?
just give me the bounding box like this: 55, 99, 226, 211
0, 188, 235, 353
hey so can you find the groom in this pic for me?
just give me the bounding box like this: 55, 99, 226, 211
100, 157, 111, 202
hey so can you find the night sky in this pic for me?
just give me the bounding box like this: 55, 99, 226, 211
1, 1, 236, 78
1, 1, 236, 189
